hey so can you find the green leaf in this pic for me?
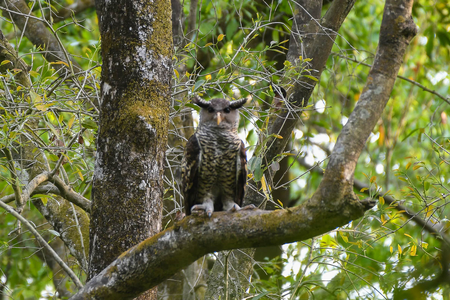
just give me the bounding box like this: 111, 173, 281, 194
401, 128, 419, 141
48, 229, 60, 237
81, 119, 98, 130
303, 74, 318, 82
248, 156, 261, 172
193, 80, 205, 91
254, 167, 263, 182
251, 292, 269, 300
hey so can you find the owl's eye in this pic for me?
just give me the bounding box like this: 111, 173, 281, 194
207, 107, 215, 113
223, 107, 231, 113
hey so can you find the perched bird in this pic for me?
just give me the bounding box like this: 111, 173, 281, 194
182, 95, 252, 217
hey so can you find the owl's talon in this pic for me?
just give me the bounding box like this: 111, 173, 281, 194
230, 204, 240, 212
191, 204, 214, 218
228, 204, 256, 212
241, 204, 256, 210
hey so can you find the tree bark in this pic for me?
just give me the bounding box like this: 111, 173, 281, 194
71, 198, 371, 299
89, 0, 173, 299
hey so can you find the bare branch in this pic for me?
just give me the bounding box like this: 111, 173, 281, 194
265, 0, 357, 165
0, 172, 91, 213
47, 175, 91, 213
45, 0, 95, 23
333, 53, 450, 106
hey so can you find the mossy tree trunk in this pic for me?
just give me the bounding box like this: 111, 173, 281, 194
89, 0, 173, 299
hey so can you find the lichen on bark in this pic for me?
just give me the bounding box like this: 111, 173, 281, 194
89, 3, 173, 300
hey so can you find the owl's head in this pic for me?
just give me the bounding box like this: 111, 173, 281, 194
192, 95, 247, 130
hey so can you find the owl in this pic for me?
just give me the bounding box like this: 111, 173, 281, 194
182, 95, 252, 217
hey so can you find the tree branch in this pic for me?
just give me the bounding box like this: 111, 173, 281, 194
297, 157, 450, 246
0, 172, 91, 213
314, 0, 417, 205
71, 197, 370, 300
0, 29, 31, 87
33, 197, 90, 272
44, 0, 95, 23
3, 147, 24, 213
265, 0, 356, 166
333, 53, 450, 106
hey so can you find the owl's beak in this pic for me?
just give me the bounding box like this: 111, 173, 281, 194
216, 112, 223, 125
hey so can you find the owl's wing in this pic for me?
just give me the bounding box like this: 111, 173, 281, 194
236, 140, 247, 207
182, 134, 201, 215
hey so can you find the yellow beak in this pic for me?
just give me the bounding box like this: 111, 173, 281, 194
216, 112, 223, 125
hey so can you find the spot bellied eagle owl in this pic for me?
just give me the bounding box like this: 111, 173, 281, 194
182, 95, 253, 217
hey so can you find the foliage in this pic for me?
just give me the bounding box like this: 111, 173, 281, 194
0, 0, 449, 299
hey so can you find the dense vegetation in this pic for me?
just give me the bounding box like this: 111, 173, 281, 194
0, 0, 449, 299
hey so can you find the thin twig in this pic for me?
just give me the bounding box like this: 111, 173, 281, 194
0, 200, 84, 289
70, 202, 88, 271
3, 148, 24, 213
334, 53, 450, 106
49, 128, 85, 177
297, 157, 450, 245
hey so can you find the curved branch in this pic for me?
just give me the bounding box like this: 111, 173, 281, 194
0, 172, 91, 213
70, 196, 369, 299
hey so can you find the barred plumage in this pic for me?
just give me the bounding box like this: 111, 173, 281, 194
182, 96, 250, 217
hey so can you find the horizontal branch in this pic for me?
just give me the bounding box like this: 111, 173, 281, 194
70, 196, 371, 299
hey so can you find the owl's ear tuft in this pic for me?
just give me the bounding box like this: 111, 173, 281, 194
192, 95, 210, 109
229, 98, 247, 109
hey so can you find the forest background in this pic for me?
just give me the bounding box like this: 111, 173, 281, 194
0, 0, 449, 299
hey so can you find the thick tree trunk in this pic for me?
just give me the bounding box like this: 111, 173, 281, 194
89, 0, 173, 299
